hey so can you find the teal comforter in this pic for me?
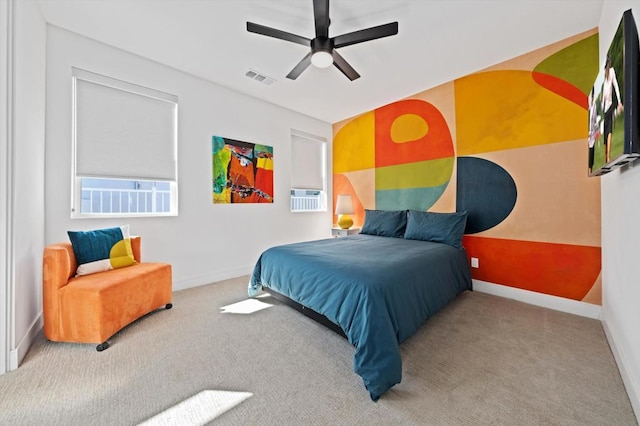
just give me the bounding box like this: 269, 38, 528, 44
249, 234, 472, 401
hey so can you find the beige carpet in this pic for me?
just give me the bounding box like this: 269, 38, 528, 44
0, 276, 636, 425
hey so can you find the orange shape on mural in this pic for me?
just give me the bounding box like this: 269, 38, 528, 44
333, 173, 365, 227
462, 235, 601, 302
375, 99, 454, 168
532, 71, 588, 109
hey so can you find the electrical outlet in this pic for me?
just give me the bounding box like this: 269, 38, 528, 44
471, 257, 479, 268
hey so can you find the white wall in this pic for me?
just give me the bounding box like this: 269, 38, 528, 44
599, 1, 640, 419
0, 0, 11, 374
45, 25, 333, 291
2, 0, 47, 371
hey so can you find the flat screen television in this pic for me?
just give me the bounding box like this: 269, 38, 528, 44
588, 9, 640, 176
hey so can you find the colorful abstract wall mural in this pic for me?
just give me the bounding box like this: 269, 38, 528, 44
212, 136, 274, 204
333, 29, 602, 304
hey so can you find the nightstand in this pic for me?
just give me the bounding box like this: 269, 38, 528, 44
331, 227, 360, 238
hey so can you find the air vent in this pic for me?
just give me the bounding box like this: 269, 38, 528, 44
245, 69, 276, 86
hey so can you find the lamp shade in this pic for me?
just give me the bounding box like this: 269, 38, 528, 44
335, 195, 354, 215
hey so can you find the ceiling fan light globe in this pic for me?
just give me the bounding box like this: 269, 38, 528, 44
311, 51, 333, 68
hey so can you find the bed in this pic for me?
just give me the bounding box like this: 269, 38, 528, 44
248, 209, 472, 401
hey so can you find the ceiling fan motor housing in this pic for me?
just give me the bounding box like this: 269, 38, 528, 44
311, 37, 333, 54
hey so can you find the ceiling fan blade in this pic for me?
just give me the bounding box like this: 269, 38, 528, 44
333, 22, 398, 49
286, 52, 314, 80
313, 0, 330, 38
332, 50, 360, 81
247, 22, 310, 47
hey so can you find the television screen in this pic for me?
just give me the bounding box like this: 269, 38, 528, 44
589, 9, 640, 176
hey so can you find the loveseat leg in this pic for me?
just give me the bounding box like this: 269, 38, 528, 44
96, 342, 110, 352
166, 303, 173, 309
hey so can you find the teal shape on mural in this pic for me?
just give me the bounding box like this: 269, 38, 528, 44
375, 184, 449, 211
456, 156, 517, 233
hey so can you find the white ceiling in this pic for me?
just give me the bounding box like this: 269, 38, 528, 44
35, 0, 604, 123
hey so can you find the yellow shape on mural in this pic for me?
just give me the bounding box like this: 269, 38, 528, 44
333, 111, 375, 173
375, 158, 454, 190
455, 70, 587, 156
390, 114, 429, 143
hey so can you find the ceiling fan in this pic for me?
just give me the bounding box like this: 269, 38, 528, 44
246, 0, 398, 81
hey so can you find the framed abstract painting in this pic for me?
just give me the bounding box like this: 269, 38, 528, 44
212, 135, 274, 204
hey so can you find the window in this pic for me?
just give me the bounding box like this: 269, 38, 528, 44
80, 178, 171, 214
290, 131, 326, 212
71, 68, 178, 217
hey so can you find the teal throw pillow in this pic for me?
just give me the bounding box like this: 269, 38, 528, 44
360, 209, 407, 238
404, 210, 468, 249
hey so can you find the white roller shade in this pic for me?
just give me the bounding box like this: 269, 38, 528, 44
291, 133, 325, 190
73, 69, 177, 181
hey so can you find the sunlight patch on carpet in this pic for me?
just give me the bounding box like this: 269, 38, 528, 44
220, 299, 272, 314
138, 390, 252, 426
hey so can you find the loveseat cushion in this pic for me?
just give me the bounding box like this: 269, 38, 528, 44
57, 262, 172, 343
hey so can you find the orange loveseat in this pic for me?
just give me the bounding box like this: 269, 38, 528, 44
43, 236, 172, 351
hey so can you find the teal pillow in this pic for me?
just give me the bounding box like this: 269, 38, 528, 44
404, 211, 468, 249
67, 225, 136, 276
360, 209, 407, 238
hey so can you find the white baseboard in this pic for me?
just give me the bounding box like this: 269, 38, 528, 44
601, 316, 640, 421
472, 280, 602, 319
10, 313, 43, 371
172, 266, 253, 292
